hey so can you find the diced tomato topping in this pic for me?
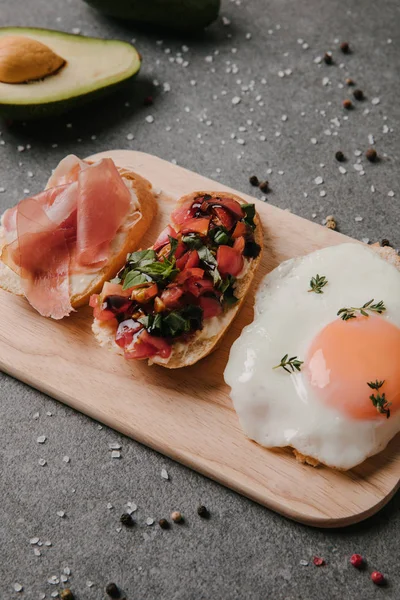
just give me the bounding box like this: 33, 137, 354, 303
180, 217, 211, 236
186, 277, 215, 297
233, 236, 246, 254
130, 282, 158, 304
217, 245, 244, 277
153, 225, 178, 251
160, 286, 184, 308
101, 281, 132, 300
115, 319, 142, 348
176, 249, 200, 271
89, 294, 99, 308
232, 221, 246, 239
198, 296, 223, 319
124, 334, 157, 360
140, 329, 172, 358
92, 303, 116, 322
213, 206, 236, 230
174, 267, 204, 284
203, 196, 244, 219
175, 241, 187, 259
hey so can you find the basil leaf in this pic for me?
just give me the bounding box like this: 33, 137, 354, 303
127, 248, 156, 266
123, 270, 149, 289
168, 236, 179, 260
241, 203, 256, 229
182, 235, 203, 249
209, 226, 230, 246
220, 275, 239, 305
197, 245, 217, 268
141, 305, 204, 339
163, 311, 189, 336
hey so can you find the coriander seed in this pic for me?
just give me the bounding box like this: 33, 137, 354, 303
366, 148, 377, 162
60, 590, 74, 600
120, 513, 134, 527
259, 180, 270, 193
159, 518, 170, 529
323, 52, 333, 65
106, 582, 120, 598
171, 510, 183, 523
343, 99, 353, 109
353, 89, 364, 101
345, 78, 355, 86
249, 175, 259, 186
197, 505, 210, 518
381, 239, 390, 247
335, 151, 345, 162
340, 41, 350, 53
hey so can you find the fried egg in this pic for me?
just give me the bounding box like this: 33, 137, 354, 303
224, 243, 400, 470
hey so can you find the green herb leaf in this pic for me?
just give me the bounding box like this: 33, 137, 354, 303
182, 235, 203, 249
142, 305, 203, 339
241, 203, 256, 229
168, 236, 179, 260
219, 275, 238, 305
367, 380, 391, 418
273, 354, 303, 373
127, 249, 156, 266
308, 274, 328, 294
337, 299, 386, 321
122, 270, 150, 289
209, 227, 230, 246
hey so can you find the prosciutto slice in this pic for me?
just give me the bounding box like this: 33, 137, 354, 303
1, 156, 131, 319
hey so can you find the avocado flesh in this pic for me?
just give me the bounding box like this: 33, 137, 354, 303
0, 27, 141, 119
83, 0, 221, 31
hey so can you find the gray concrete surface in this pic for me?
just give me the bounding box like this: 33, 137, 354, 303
0, 0, 399, 598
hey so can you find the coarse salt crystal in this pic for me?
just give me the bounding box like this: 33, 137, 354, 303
111, 450, 121, 459
281, 114, 288, 122
339, 166, 346, 174
368, 134, 375, 145
38, 459, 47, 466
13, 583, 23, 592
311, 138, 317, 144
108, 442, 121, 450
355, 216, 363, 222
17, 145, 25, 152
145, 115, 154, 123
232, 96, 241, 105
371, 97, 380, 105
146, 518, 155, 526
37, 436, 46, 444
388, 191, 395, 197
72, 28, 81, 34
300, 560, 309, 566
86, 581, 94, 588
63, 456, 70, 463
64, 568, 71, 575
320, 190, 326, 197
30, 537, 39, 544
126, 133, 134, 141
161, 469, 169, 480
57, 511, 65, 518
34, 548, 41, 556
205, 56, 213, 63
314, 176, 323, 185
61, 575, 68, 583
371, 185, 376, 192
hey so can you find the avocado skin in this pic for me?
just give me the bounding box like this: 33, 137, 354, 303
83, 0, 221, 31
0, 73, 139, 120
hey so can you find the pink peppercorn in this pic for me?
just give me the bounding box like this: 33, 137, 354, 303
313, 556, 325, 567
371, 571, 385, 585
350, 554, 363, 568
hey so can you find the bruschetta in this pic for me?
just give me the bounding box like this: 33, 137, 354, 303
91, 191, 263, 368
0, 155, 157, 319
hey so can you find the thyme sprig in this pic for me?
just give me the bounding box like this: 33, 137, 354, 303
273, 354, 303, 373
308, 274, 328, 294
337, 299, 386, 321
367, 380, 391, 418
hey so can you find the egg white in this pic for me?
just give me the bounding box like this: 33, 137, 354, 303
224, 243, 400, 469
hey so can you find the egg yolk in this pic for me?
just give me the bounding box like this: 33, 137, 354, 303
306, 315, 400, 420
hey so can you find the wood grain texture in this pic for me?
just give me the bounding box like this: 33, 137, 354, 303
1, 150, 399, 528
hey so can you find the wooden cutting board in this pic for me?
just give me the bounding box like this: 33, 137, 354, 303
1, 150, 399, 528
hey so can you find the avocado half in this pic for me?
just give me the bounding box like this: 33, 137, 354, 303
0, 27, 141, 120
83, 0, 221, 32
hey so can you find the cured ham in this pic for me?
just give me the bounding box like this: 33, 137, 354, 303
1, 155, 133, 319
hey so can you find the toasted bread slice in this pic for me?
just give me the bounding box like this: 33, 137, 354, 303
292, 242, 400, 470
0, 167, 157, 311
93, 191, 263, 369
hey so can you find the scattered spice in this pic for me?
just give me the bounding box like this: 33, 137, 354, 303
313, 556, 325, 567
159, 518, 170, 529
343, 99, 353, 109
335, 150, 345, 162
371, 571, 385, 586
249, 175, 259, 186
353, 89, 364, 101
197, 505, 210, 518
171, 510, 183, 523
60, 590, 74, 600
345, 78, 355, 86
350, 554, 364, 568
381, 239, 390, 247
323, 52, 333, 65
120, 513, 134, 527
259, 180, 270, 193
340, 41, 350, 53
106, 582, 121, 598
365, 148, 377, 162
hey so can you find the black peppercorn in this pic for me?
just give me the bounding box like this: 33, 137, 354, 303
197, 505, 210, 518
323, 52, 333, 65
343, 99, 353, 109
353, 89, 364, 101
106, 582, 121, 598
120, 513, 134, 527
340, 42, 350, 53
60, 591, 74, 600
335, 151, 345, 162
381, 239, 390, 247
159, 518, 170, 529
366, 148, 378, 162
249, 175, 259, 186
259, 180, 269, 194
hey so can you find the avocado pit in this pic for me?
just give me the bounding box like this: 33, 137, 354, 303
0, 35, 66, 83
